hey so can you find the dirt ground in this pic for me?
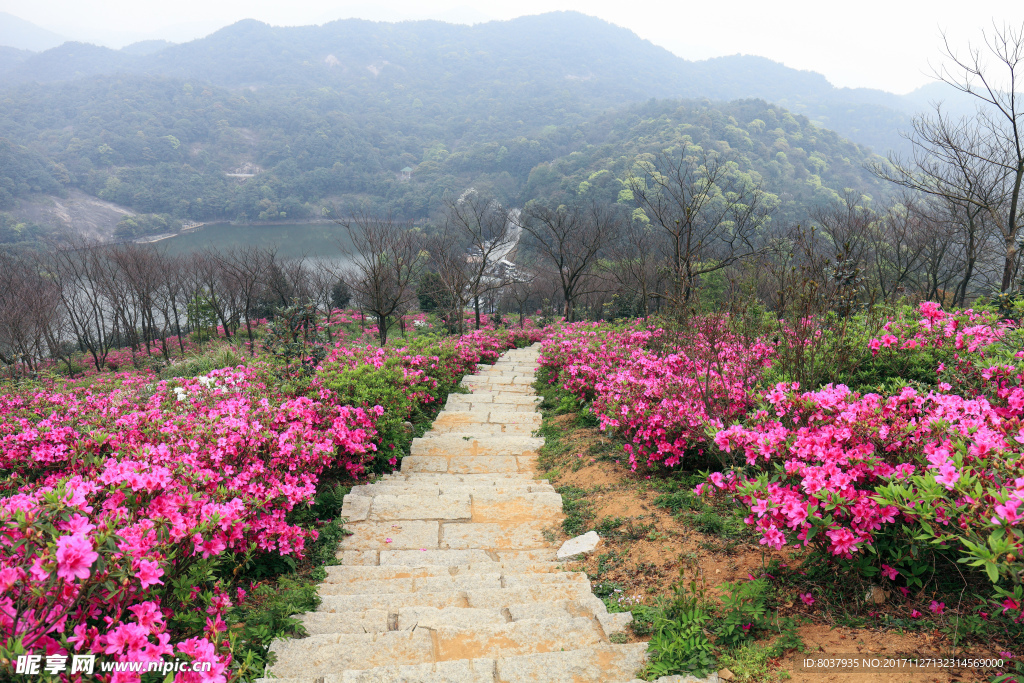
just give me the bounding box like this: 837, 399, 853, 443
539, 415, 1017, 683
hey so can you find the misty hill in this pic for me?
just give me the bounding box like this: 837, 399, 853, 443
0, 12, 975, 155
121, 40, 177, 56
0, 66, 886, 245
0, 12, 67, 52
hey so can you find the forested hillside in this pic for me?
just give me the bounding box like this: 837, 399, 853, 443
0, 12, 907, 245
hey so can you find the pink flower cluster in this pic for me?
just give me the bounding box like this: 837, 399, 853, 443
0, 326, 542, 681
539, 319, 773, 469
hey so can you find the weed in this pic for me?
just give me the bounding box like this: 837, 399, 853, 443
595, 516, 625, 536
558, 485, 595, 536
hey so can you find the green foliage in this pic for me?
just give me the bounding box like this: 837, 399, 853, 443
330, 280, 351, 310
642, 563, 716, 679
261, 302, 328, 374
160, 346, 242, 379
715, 579, 769, 647
114, 212, 181, 239
557, 485, 595, 536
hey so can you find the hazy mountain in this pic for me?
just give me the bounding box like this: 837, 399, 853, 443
0, 12, 66, 52
0, 11, 953, 154
121, 40, 176, 56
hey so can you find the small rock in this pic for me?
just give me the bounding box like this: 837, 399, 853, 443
402, 421, 415, 434
556, 530, 601, 560
864, 585, 888, 604
718, 668, 735, 681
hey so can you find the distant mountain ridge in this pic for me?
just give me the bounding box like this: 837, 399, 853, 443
0, 12, 67, 52
0, 11, 975, 154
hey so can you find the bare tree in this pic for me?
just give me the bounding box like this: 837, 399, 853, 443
607, 217, 665, 319
47, 239, 116, 371
440, 192, 522, 331
627, 145, 775, 306
215, 246, 274, 350
502, 267, 541, 327
0, 252, 62, 375
875, 22, 1024, 292
339, 211, 426, 346
519, 201, 619, 322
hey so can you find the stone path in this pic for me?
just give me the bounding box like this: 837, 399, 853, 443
259, 343, 651, 683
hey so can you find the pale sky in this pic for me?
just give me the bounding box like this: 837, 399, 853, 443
3, 0, 1022, 94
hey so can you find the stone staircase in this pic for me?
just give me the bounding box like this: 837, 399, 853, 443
259, 343, 652, 683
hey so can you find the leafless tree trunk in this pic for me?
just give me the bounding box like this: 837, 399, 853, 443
440, 191, 522, 331
874, 22, 1024, 292
608, 217, 665, 318
338, 211, 426, 346
519, 201, 619, 322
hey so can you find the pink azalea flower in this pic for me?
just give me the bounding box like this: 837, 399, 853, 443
800, 593, 815, 606
55, 534, 99, 581
136, 560, 164, 589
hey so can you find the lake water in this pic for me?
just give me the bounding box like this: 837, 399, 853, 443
159, 222, 354, 259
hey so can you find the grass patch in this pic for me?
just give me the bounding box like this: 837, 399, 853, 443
559, 484, 595, 536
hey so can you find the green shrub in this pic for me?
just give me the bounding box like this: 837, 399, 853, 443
160, 347, 242, 379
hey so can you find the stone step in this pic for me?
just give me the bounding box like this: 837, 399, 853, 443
461, 375, 535, 385
494, 643, 650, 683
269, 617, 603, 678
363, 493, 472, 522
445, 401, 540, 414
462, 384, 535, 395
347, 482, 555, 497
350, 489, 561, 520
470, 491, 563, 523
321, 562, 562, 585
441, 521, 551, 550
431, 616, 603, 661
401, 454, 535, 475
377, 548, 557, 566
397, 606, 506, 630
317, 572, 501, 596
426, 423, 538, 436
410, 435, 543, 457
433, 410, 543, 427
336, 657, 496, 682
445, 394, 540, 407
297, 609, 389, 635
383, 473, 546, 485
317, 583, 592, 614
267, 631, 433, 678
339, 520, 440, 551
318, 569, 585, 597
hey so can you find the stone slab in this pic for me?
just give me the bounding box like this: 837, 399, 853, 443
298, 609, 388, 635
470, 491, 563, 523
556, 531, 601, 561
441, 521, 550, 550
334, 658, 497, 683
340, 521, 440, 550
267, 629, 434, 677
494, 643, 650, 683
368, 494, 471, 521
380, 549, 495, 565
341, 495, 371, 521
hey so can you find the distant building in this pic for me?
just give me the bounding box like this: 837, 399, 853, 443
398, 166, 413, 182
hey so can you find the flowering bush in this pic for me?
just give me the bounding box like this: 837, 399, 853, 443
0, 325, 541, 681
539, 320, 772, 469
539, 303, 1023, 626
